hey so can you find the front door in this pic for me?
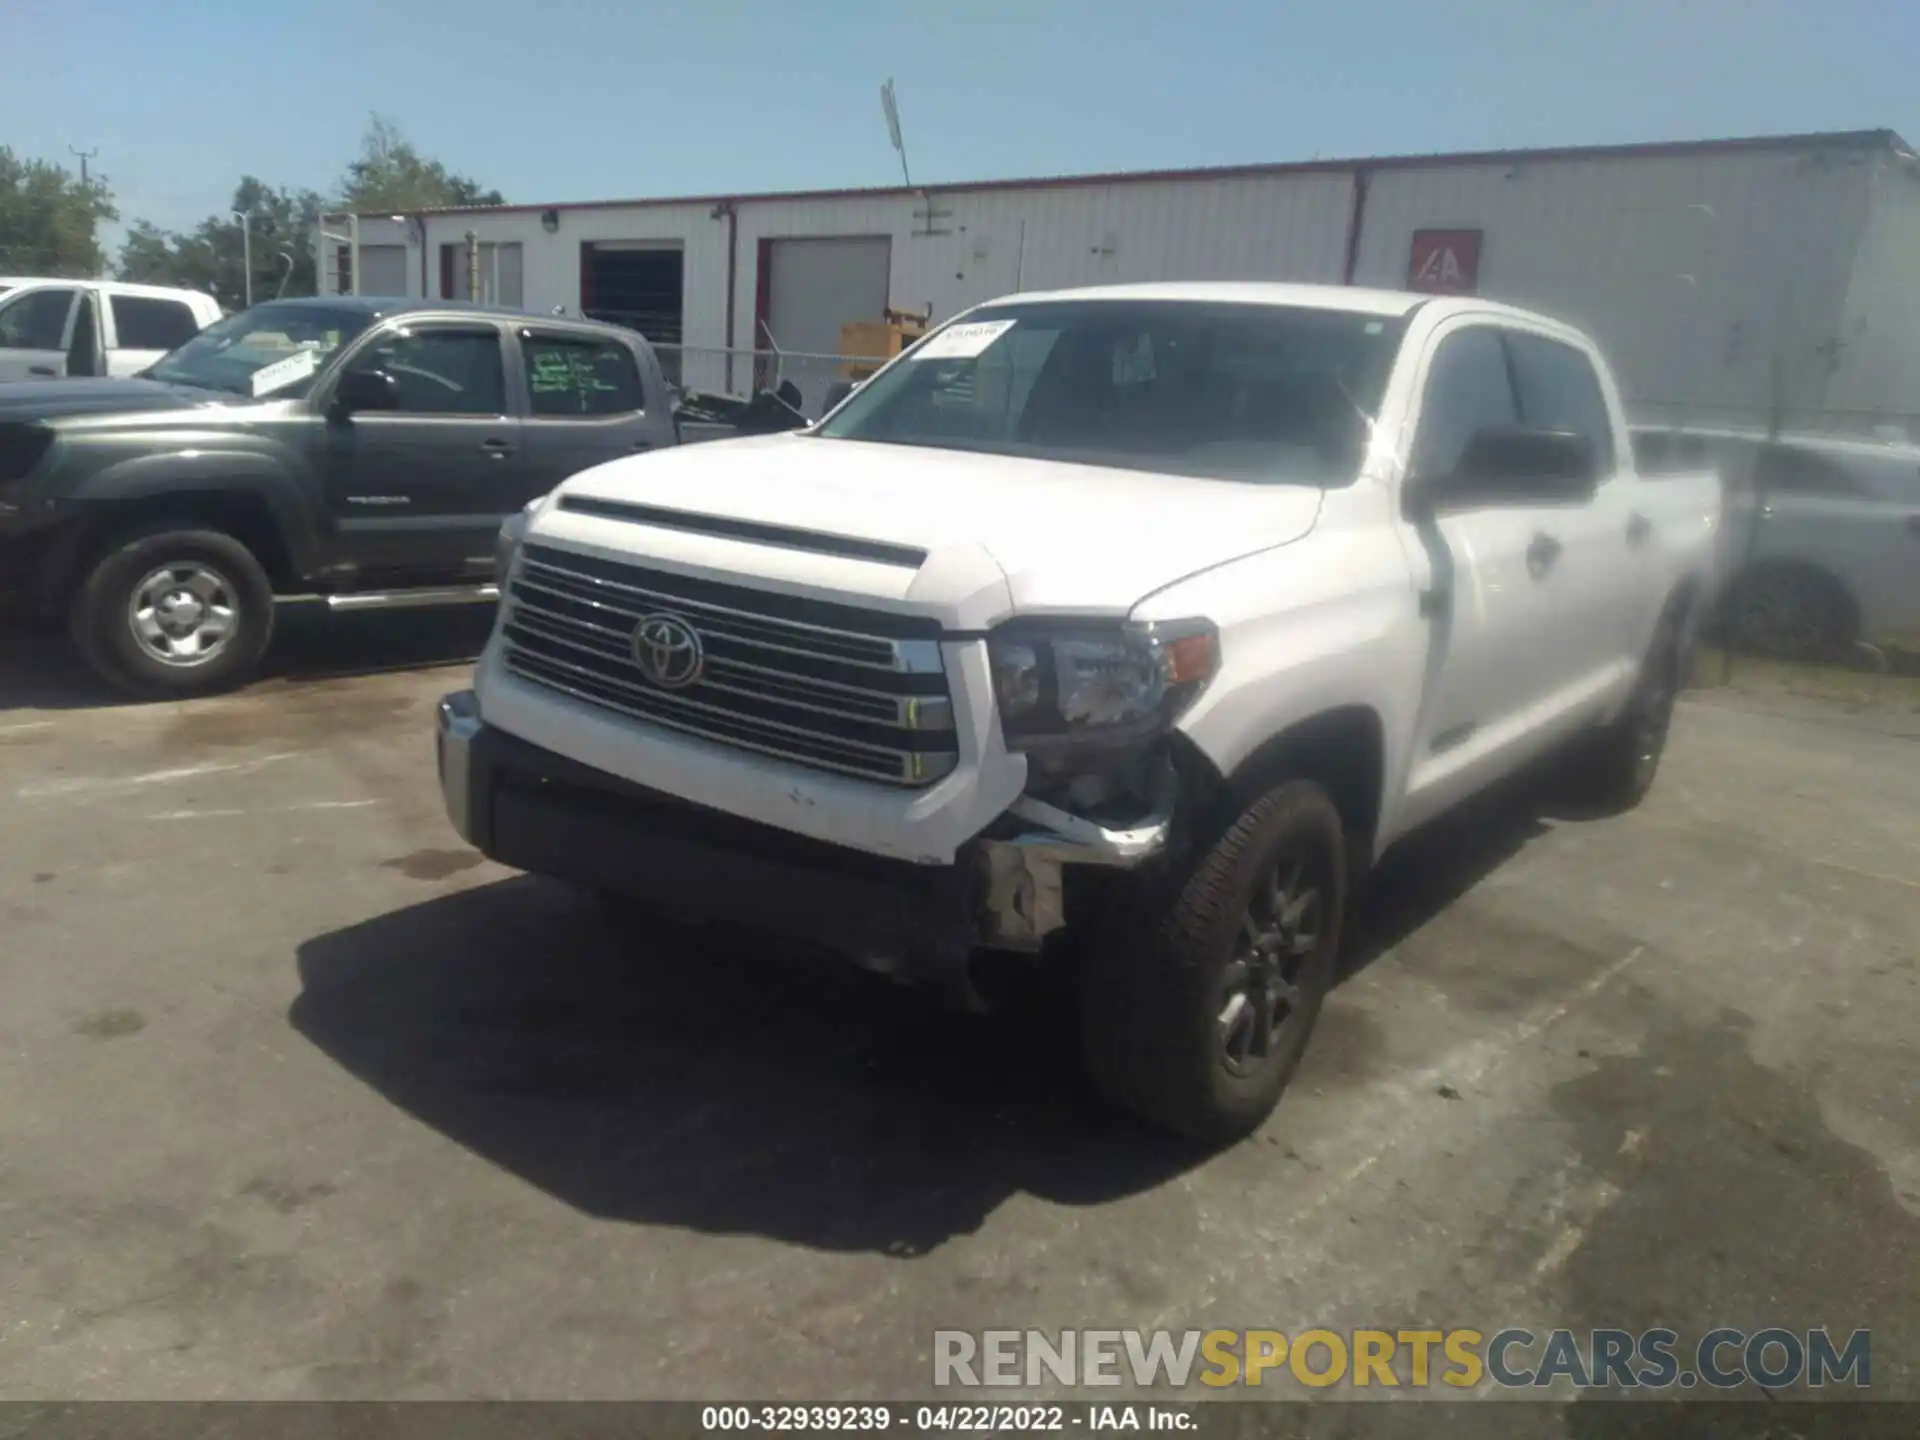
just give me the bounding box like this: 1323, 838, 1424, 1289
319, 322, 523, 584
1395, 322, 1595, 828
515, 328, 658, 502
0, 286, 79, 380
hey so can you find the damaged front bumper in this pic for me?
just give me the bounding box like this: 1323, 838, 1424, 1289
436, 690, 1173, 991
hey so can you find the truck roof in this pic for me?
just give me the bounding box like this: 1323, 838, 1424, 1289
984, 280, 1573, 329
268, 294, 565, 323
0, 276, 218, 303
1630, 422, 1920, 460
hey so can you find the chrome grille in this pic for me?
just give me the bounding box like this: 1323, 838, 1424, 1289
502, 543, 957, 786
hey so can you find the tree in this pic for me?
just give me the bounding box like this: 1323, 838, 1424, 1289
0, 147, 118, 277
115, 118, 501, 309
337, 115, 504, 213
117, 177, 323, 310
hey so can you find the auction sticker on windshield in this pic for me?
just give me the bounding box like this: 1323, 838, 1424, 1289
913, 318, 1017, 361
250, 347, 321, 397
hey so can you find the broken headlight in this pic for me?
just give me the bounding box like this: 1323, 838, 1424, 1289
987, 618, 1219, 763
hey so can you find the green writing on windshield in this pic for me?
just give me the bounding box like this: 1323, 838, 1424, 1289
529, 347, 616, 410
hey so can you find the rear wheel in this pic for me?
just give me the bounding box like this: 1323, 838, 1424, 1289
1082, 780, 1346, 1145
1569, 614, 1685, 814
1730, 562, 1855, 662
70, 525, 275, 697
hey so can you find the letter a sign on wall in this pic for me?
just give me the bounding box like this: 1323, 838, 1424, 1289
1408, 229, 1483, 294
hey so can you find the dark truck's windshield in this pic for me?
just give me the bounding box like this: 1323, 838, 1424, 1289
145, 303, 375, 398
814, 299, 1405, 484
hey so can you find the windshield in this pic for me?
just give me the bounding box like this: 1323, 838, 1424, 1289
145, 303, 375, 398
814, 299, 1405, 484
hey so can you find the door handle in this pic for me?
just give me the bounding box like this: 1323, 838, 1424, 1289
1526, 532, 1562, 578
27, 365, 56, 376
1626, 512, 1653, 547
481, 438, 514, 459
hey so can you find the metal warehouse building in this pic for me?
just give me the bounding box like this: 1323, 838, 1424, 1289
324, 127, 1920, 434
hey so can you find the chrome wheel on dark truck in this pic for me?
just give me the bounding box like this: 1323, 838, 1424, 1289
1083, 780, 1346, 1145
70, 525, 275, 697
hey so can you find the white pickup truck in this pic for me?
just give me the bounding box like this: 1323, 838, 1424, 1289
437, 282, 1722, 1142
0, 278, 220, 381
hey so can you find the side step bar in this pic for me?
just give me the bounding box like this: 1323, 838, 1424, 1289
305, 584, 501, 614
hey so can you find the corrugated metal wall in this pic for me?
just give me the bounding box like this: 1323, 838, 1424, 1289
729, 172, 1355, 351
1828, 156, 1920, 434
334, 138, 1920, 434
1356, 144, 1881, 430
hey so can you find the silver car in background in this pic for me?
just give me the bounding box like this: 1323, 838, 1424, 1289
1632, 426, 1920, 660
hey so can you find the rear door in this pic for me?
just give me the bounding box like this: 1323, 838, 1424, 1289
318, 320, 523, 582
0, 286, 79, 379
105, 293, 205, 376
514, 327, 660, 503
1396, 322, 1598, 826
1501, 326, 1644, 689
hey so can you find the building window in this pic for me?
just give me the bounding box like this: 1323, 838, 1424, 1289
439, 243, 524, 308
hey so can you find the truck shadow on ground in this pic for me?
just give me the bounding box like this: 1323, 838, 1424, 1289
289, 777, 1562, 1257
0, 605, 495, 711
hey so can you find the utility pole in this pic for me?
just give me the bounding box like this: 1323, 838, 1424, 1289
234, 212, 254, 308
68, 146, 98, 185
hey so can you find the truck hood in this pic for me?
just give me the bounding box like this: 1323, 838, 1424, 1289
550, 433, 1324, 619
0, 377, 226, 424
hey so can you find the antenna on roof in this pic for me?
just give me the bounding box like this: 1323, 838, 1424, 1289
880, 79, 913, 189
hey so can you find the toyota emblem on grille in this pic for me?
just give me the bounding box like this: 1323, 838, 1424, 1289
631, 613, 705, 689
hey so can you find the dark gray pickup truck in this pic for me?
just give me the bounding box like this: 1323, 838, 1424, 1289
0, 296, 702, 695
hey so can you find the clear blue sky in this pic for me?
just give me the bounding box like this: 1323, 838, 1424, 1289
6, 0, 1916, 256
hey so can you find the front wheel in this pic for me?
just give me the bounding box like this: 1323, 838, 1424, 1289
1082, 780, 1347, 1145
69, 526, 276, 697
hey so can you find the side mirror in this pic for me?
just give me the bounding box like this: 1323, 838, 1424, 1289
332, 368, 399, 416
1458, 426, 1596, 495
1407, 427, 1596, 516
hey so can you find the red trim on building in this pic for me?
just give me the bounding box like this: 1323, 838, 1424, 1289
721, 203, 739, 391
752, 238, 775, 390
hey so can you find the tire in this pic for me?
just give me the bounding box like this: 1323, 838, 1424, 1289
1569, 613, 1686, 814
1082, 780, 1347, 1145
69, 525, 275, 698
1729, 562, 1856, 662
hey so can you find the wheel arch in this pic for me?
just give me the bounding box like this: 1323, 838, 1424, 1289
42, 485, 304, 612
1725, 554, 1862, 656
1174, 704, 1387, 867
